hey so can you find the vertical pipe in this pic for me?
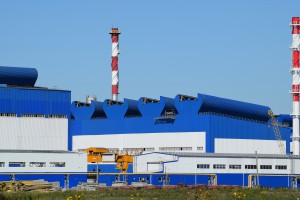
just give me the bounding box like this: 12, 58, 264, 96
291, 17, 300, 155
255, 150, 260, 187
109, 28, 121, 101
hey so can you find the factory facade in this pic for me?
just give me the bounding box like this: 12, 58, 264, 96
0, 65, 298, 188
1, 17, 300, 188
70, 95, 292, 155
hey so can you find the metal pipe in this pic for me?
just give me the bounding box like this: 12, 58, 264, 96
255, 150, 260, 187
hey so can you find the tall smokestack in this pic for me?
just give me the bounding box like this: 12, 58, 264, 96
291, 17, 300, 155
109, 28, 121, 101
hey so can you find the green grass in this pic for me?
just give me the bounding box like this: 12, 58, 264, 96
0, 186, 300, 200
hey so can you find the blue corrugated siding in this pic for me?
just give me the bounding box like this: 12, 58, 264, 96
98, 175, 116, 186
94, 174, 295, 188
0, 175, 11, 182
88, 163, 133, 173
207, 114, 291, 153
217, 173, 247, 186
69, 174, 87, 188
0, 87, 70, 116
259, 176, 289, 188
70, 96, 291, 153
0, 174, 296, 188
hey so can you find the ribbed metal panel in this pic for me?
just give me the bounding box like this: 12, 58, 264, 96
0, 151, 86, 172
0, 87, 70, 117
278, 114, 292, 127
198, 93, 270, 122
124, 99, 142, 117
0, 66, 38, 86
214, 138, 285, 154
0, 117, 68, 150
70, 93, 292, 153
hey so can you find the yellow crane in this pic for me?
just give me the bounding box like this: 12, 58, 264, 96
115, 154, 133, 173
86, 147, 133, 173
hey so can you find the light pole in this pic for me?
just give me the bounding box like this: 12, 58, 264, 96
96, 155, 99, 184
255, 150, 260, 187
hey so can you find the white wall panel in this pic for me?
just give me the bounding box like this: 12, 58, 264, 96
72, 132, 206, 152
0, 151, 86, 172
0, 117, 68, 150
147, 163, 162, 172
135, 153, 178, 172
214, 138, 286, 154
135, 153, 298, 174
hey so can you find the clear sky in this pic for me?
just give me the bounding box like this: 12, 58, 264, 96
0, 1, 299, 114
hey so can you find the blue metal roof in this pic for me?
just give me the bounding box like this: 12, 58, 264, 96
278, 114, 292, 127
71, 94, 272, 122
0, 66, 38, 87
71, 101, 106, 120
198, 93, 271, 122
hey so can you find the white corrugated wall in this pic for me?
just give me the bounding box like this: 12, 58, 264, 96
72, 132, 206, 152
214, 138, 286, 154
0, 117, 68, 150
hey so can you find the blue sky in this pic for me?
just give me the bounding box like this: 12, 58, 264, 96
0, 1, 299, 114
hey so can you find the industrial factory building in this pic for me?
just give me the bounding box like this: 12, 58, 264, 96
70, 94, 291, 155
0, 66, 70, 151
0, 66, 87, 188
0, 18, 300, 188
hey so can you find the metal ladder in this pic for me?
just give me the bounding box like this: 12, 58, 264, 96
268, 110, 285, 155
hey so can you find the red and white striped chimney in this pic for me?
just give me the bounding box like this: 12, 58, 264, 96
109, 28, 121, 101
291, 17, 300, 155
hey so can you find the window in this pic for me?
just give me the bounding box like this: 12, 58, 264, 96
181, 147, 192, 151
245, 165, 257, 169
144, 148, 155, 152
0, 113, 17, 117
108, 148, 119, 153
197, 164, 210, 169
125, 114, 142, 118
197, 147, 203, 151
49, 162, 65, 167
0, 162, 4, 167
213, 164, 226, 169
260, 165, 272, 169
9, 162, 25, 167
22, 114, 45, 118
229, 165, 241, 169
29, 162, 46, 167
123, 147, 154, 152
275, 165, 287, 170
159, 147, 192, 151
49, 114, 67, 118
158, 177, 163, 182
